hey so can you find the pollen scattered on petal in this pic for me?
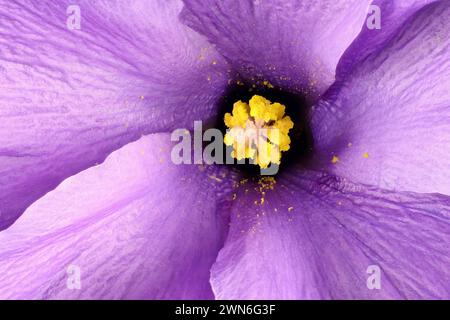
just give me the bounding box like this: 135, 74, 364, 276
263, 80, 274, 89
208, 175, 222, 183
331, 155, 339, 164
363, 152, 369, 159
224, 95, 294, 170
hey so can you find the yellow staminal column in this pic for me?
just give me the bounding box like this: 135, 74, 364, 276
224, 95, 294, 169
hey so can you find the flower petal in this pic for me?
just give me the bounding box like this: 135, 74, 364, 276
337, 0, 438, 79
181, 0, 371, 100
311, 1, 450, 194
0, 0, 229, 229
0, 134, 234, 299
211, 169, 450, 299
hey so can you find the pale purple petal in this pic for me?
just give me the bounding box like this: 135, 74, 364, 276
0, 134, 235, 299
0, 0, 229, 229
337, 0, 439, 79
181, 0, 371, 101
211, 169, 450, 299
311, 1, 450, 194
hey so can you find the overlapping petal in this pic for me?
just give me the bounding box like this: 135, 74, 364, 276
181, 0, 372, 101
0, 133, 235, 299
337, 0, 439, 79
0, 0, 229, 229
311, 1, 450, 194
211, 169, 450, 299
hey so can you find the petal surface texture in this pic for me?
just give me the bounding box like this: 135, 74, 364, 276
337, 0, 439, 79
0, 134, 233, 299
211, 169, 450, 299
0, 0, 229, 229
311, 1, 450, 194
181, 0, 372, 100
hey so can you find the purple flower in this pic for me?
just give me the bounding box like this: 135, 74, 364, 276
0, 0, 449, 299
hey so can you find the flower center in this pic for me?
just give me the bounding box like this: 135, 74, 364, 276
223, 95, 294, 169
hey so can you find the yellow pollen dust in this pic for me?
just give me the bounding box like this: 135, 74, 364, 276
223, 95, 294, 169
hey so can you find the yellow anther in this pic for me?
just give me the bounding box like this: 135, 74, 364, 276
224, 95, 294, 170
249, 95, 271, 121
224, 101, 250, 128
275, 116, 294, 134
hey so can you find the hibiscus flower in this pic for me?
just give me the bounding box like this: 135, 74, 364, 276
0, 0, 449, 299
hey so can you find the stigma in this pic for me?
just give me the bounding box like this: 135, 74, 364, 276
224, 95, 294, 169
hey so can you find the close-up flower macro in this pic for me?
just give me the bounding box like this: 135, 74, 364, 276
0, 0, 449, 303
